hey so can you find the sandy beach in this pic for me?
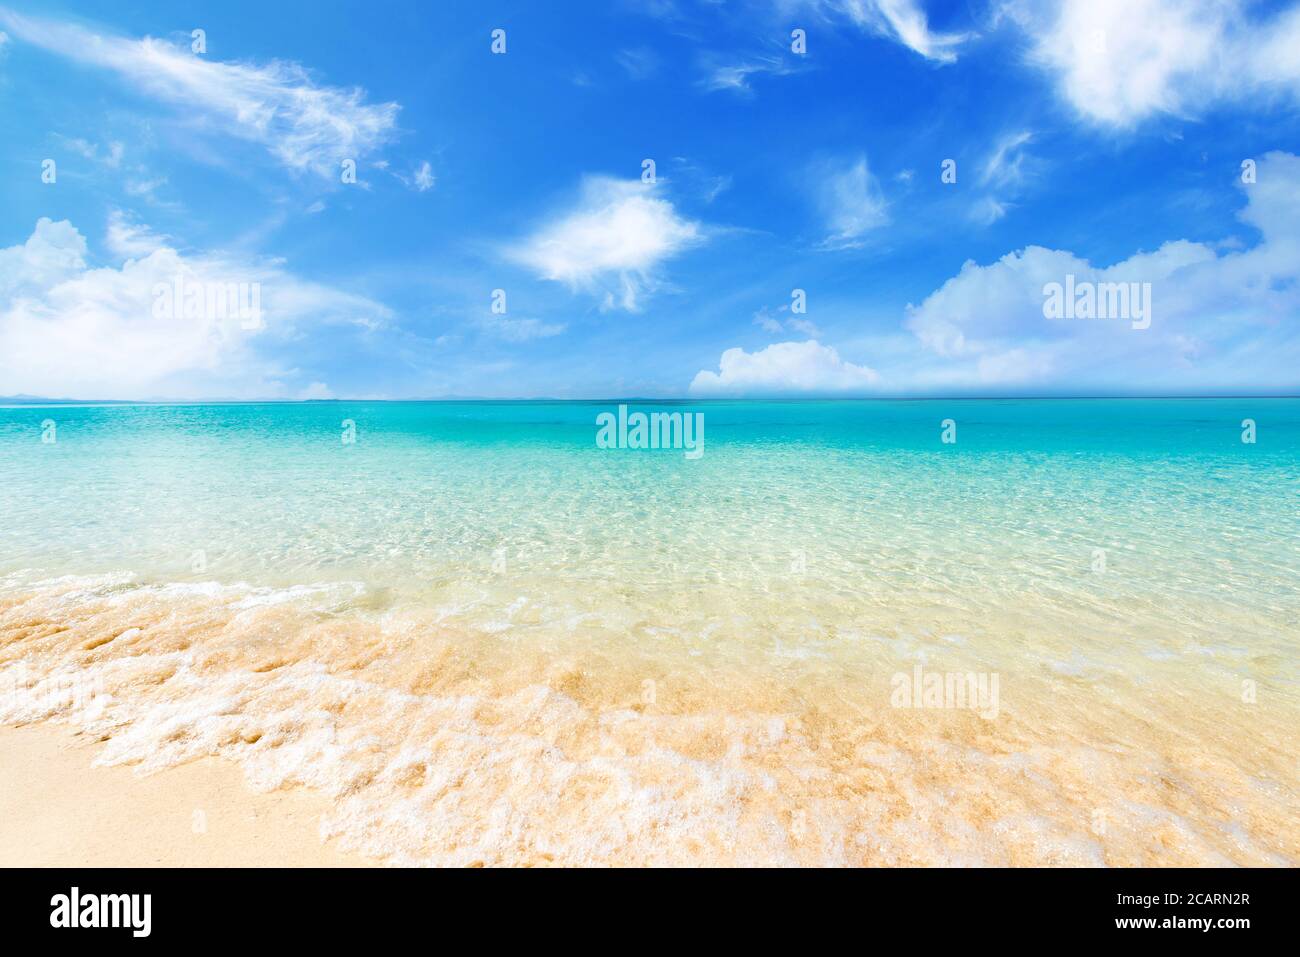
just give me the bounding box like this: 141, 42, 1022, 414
2, 400, 1296, 866
0, 723, 371, 867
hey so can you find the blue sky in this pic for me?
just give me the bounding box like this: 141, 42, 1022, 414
1, 0, 1298, 399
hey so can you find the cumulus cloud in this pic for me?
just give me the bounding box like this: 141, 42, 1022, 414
1000, 0, 1300, 127
813, 155, 890, 249
690, 339, 880, 395
0, 8, 398, 177
697, 153, 1300, 396
0, 217, 391, 399
901, 151, 1300, 388
905, 241, 1208, 361
0, 218, 87, 300
507, 176, 703, 311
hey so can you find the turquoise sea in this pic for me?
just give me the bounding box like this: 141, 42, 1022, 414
1, 398, 1297, 865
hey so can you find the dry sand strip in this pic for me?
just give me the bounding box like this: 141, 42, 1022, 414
0, 724, 374, 867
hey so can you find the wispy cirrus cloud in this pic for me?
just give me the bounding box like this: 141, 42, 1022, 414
970, 131, 1033, 226
968, 196, 1011, 226
787, 0, 972, 63
697, 52, 800, 94
507, 176, 703, 311
753, 305, 821, 337
475, 315, 567, 342
62, 137, 125, 169
979, 131, 1033, 189
104, 210, 169, 258
0, 7, 398, 178
616, 46, 660, 80
386, 160, 435, 192
812, 155, 890, 249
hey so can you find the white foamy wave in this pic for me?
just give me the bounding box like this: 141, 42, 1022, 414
1, 577, 1296, 866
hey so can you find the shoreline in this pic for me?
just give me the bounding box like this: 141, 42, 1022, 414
1, 574, 1296, 865
0, 723, 374, 868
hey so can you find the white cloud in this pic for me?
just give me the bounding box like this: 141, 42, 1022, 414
298, 381, 335, 400
124, 176, 168, 200
507, 177, 703, 311
969, 132, 1032, 227
390, 160, 435, 192
698, 53, 799, 94
616, 47, 659, 80
751, 306, 821, 337
63, 137, 125, 169
753, 307, 785, 333
900, 151, 1300, 388
0, 9, 398, 176
105, 210, 169, 258
979, 131, 1033, 188
814, 155, 890, 249
0, 218, 87, 300
905, 241, 1207, 361
1000, 0, 1300, 127
796, 0, 972, 63
690, 339, 880, 395
0, 217, 392, 399
475, 315, 567, 342
968, 196, 1010, 225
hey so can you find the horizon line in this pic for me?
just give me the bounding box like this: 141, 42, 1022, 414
4, 394, 1300, 407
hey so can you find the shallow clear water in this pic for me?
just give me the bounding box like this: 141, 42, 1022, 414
1, 399, 1297, 865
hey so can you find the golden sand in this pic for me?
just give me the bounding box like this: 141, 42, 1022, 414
1, 577, 1295, 866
